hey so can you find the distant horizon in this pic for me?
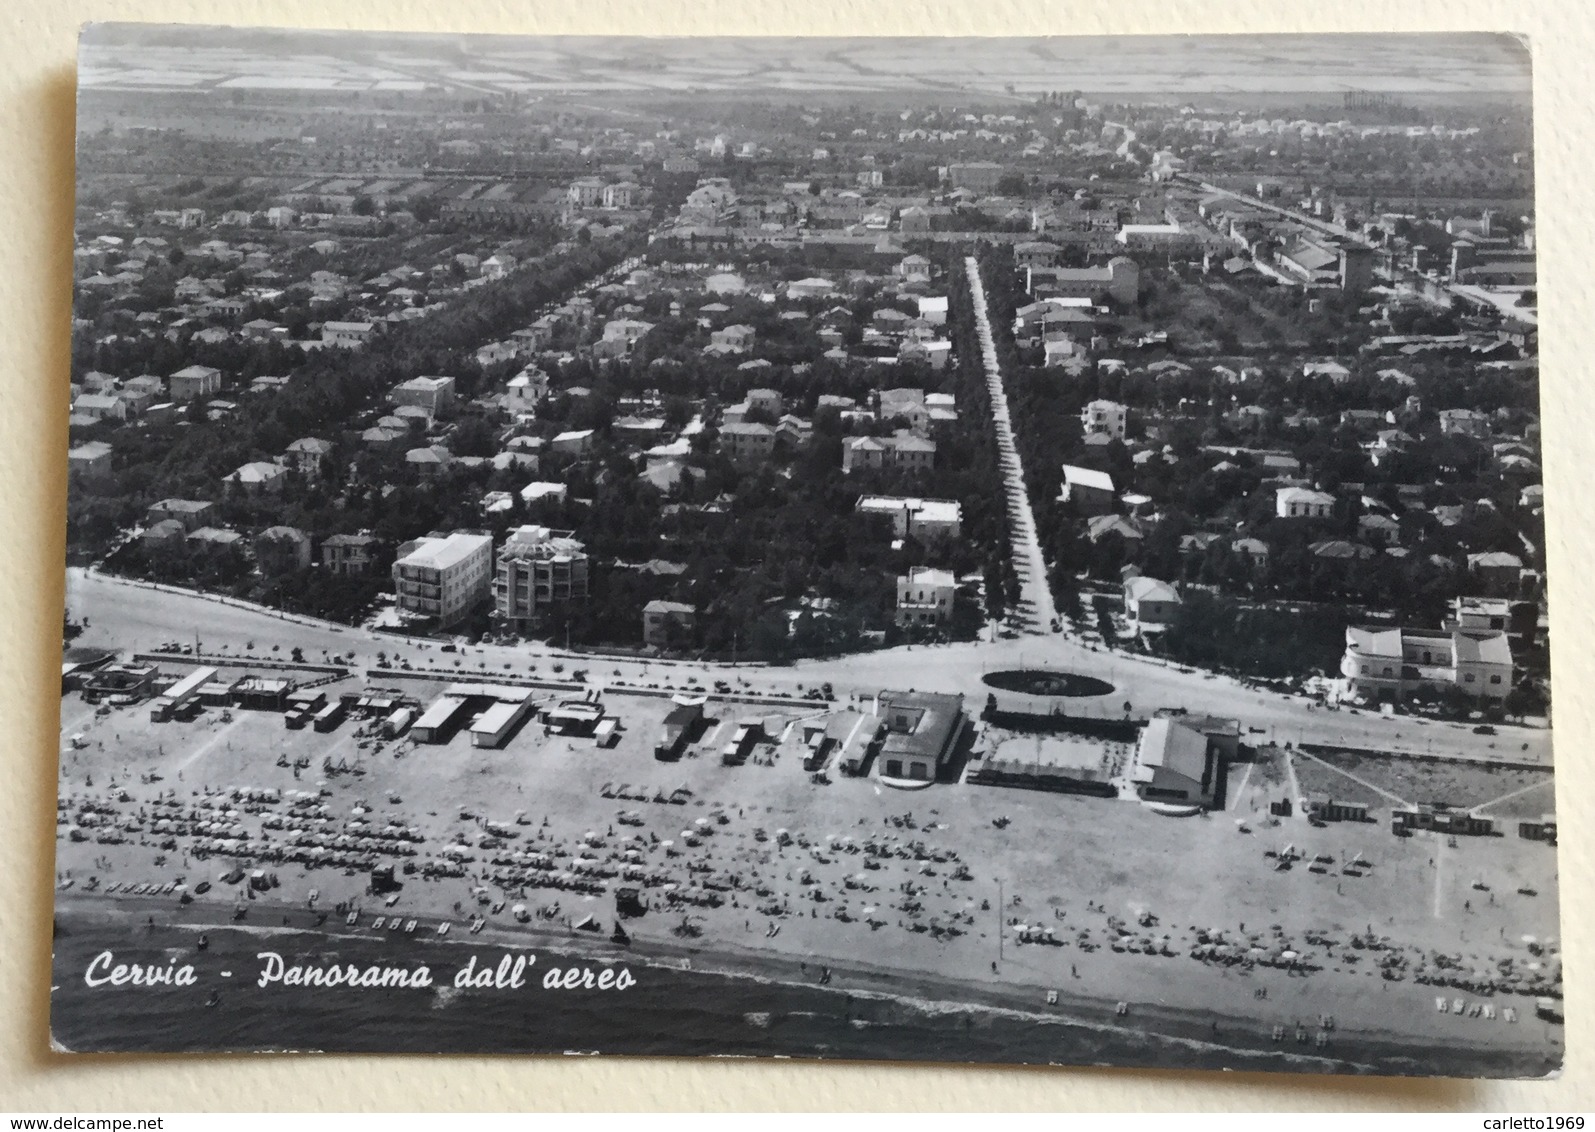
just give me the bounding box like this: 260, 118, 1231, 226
77, 25, 1533, 100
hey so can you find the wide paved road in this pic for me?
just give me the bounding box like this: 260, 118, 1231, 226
965, 256, 1058, 635
63, 569, 1550, 768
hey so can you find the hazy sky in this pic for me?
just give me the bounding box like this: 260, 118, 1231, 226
78, 26, 1531, 97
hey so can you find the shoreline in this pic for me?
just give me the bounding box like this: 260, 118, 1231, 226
51, 892, 1560, 1078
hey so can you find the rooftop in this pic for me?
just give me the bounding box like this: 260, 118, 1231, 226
857, 496, 961, 525
500, 524, 585, 561
902, 566, 956, 588
1133, 717, 1212, 784
394, 375, 454, 392
876, 689, 965, 766
1125, 575, 1181, 604
1062, 464, 1115, 493
395, 531, 492, 572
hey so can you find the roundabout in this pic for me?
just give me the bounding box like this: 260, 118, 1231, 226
981, 668, 1117, 699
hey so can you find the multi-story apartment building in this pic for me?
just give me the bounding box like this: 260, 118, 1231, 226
391, 531, 494, 627
493, 525, 590, 632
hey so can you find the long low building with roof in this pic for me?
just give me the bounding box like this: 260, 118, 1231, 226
855, 495, 962, 542
1025, 256, 1139, 304
411, 682, 539, 746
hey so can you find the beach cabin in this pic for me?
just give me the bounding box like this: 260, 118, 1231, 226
149, 666, 218, 722
470, 695, 536, 749
655, 696, 707, 761
312, 699, 349, 733
545, 699, 604, 737
720, 721, 764, 766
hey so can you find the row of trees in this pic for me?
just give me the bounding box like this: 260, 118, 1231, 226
510, 243, 1015, 658
975, 240, 1545, 679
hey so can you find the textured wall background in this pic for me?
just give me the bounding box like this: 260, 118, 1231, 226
0, 0, 1586, 1112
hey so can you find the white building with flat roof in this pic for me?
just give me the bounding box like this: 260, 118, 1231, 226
1081, 399, 1128, 440
519, 481, 568, 506
1450, 596, 1514, 634
391, 531, 494, 626
1116, 222, 1191, 248
1342, 625, 1513, 702
896, 566, 956, 627
856, 496, 962, 542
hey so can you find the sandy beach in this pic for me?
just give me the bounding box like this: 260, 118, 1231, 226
51, 649, 1565, 1074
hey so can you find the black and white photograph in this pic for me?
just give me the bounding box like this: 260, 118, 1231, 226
53, 24, 1558, 1078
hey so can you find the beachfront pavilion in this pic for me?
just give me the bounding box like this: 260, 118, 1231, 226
873, 689, 965, 785
1130, 717, 1221, 808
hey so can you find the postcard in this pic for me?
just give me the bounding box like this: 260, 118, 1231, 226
54, 23, 1558, 1077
